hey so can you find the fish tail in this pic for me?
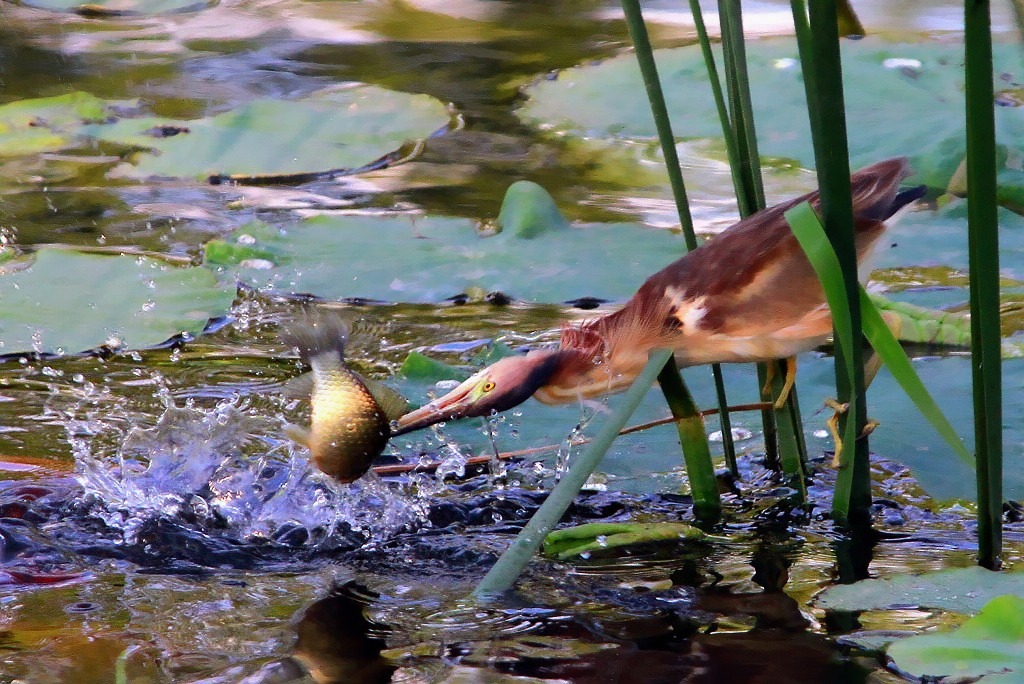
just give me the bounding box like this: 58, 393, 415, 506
280, 312, 351, 366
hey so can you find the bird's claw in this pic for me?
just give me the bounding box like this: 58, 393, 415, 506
763, 357, 797, 410
825, 399, 879, 467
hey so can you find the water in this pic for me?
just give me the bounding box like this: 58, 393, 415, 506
1, 0, 1023, 681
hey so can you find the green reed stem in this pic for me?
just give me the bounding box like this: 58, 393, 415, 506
796, 0, 869, 524
620, 0, 734, 487
715, 0, 808, 481
473, 349, 674, 598
659, 357, 720, 520
718, 0, 765, 211
964, 0, 1003, 568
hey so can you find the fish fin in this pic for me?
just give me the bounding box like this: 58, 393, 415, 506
280, 312, 351, 364
282, 372, 316, 399
356, 374, 411, 422
284, 423, 312, 448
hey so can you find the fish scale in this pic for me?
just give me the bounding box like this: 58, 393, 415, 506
281, 314, 395, 484
308, 355, 389, 482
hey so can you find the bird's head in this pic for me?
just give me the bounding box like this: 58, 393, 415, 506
391, 350, 564, 435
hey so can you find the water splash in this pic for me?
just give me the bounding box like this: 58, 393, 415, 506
67, 391, 432, 551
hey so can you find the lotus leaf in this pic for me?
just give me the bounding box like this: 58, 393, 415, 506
520, 39, 1024, 190
202, 215, 689, 303
0, 92, 130, 158
887, 595, 1024, 680
83, 86, 453, 181
542, 521, 705, 560
817, 566, 1024, 614
0, 248, 235, 355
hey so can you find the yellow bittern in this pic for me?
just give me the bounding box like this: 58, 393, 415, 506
393, 158, 925, 448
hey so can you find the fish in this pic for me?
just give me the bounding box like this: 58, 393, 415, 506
280, 313, 408, 483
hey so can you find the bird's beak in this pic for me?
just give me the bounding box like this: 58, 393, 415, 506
390, 377, 481, 436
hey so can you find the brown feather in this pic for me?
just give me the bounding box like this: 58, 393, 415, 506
539, 158, 916, 399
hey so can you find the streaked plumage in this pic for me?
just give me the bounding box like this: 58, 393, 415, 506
282, 314, 407, 483
393, 158, 925, 435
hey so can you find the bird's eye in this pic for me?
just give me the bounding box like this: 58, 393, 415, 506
482, 381, 496, 392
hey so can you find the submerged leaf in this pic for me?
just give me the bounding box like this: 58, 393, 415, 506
0, 249, 235, 355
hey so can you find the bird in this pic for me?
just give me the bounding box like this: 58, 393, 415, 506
392, 158, 926, 444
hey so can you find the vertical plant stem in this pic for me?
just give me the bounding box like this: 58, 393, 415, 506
964, 0, 1003, 568
473, 350, 674, 598
798, 0, 869, 524
718, 0, 765, 210
620, 0, 735, 483
715, 0, 807, 481
659, 357, 720, 520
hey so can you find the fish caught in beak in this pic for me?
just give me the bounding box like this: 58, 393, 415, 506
391, 350, 565, 436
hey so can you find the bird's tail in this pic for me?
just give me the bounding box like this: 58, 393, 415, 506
851, 157, 927, 222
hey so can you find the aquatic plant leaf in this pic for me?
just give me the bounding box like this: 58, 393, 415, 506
83, 86, 452, 180
786, 202, 973, 468
398, 352, 472, 382
202, 215, 689, 303
817, 566, 1024, 613
6, 0, 213, 14
868, 294, 970, 347
542, 521, 705, 560
0, 248, 235, 355
520, 39, 1024, 191
497, 180, 570, 238
0, 92, 130, 158
887, 595, 1024, 680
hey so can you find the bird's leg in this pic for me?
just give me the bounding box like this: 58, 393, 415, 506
825, 311, 901, 466
761, 357, 798, 409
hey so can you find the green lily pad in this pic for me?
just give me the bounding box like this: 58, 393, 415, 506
0, 249, 235, 355
816, 566, 1024, 614
0, 92, 132, 158
6, 0, 214, 14
542, 522, 705, 560
202, 214, 689, 304
888, 595, 1024, 680
520, 38, 1024, 189
83, 86, 453, 181
398, 351, 472, 382
497, 180, 571, 238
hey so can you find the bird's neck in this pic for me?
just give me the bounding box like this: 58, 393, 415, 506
532, 346, 647, 406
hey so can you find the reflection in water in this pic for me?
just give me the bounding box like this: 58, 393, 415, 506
291, 582, 396, 684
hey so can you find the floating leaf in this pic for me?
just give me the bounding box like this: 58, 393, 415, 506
0, 249, 235, 355
398, 351, 472, 382
84, 86, 453, 181
817, 566, 1024, 614
497, 180, 570, 238
0, 92, 131, 158
888, 595, 1024, 680
202, 215, 689, 304
542, 522, 706, 560
520, 39, 1024, 190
